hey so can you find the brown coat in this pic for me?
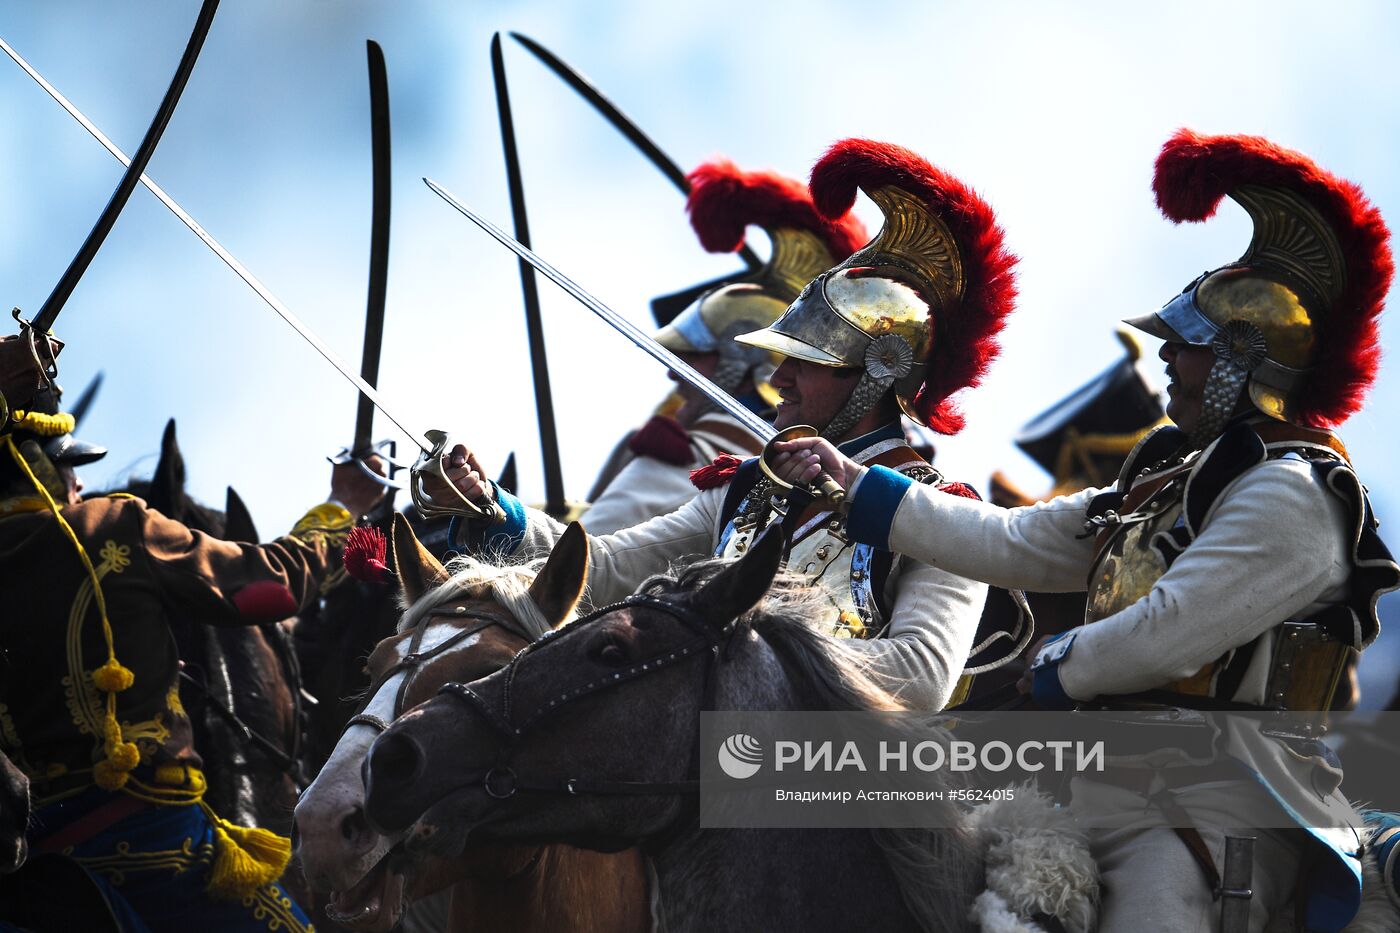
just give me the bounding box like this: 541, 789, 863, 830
0, 495, 349, 802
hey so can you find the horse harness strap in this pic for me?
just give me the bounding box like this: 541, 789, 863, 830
344, 607, 507, 737
436, 594, 737, 800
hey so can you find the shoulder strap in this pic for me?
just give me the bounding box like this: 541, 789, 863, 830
1117, 424, 1190, 491
717, 459, 762, 531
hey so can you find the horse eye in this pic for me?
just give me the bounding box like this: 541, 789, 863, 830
598, 642, 628, 667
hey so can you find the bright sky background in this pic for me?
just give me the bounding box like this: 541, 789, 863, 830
5, 0, 1400, 702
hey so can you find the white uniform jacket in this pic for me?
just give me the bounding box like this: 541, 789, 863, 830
454, 423, 988, 711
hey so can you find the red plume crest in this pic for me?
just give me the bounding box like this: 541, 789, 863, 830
1153, 128, 1392, 427
686, 159, 868, 262
809, 139, 1019, 434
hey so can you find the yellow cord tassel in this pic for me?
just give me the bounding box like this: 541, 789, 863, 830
199, 802, 292, 900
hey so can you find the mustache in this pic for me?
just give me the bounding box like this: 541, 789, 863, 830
1165, 364, 1179, 383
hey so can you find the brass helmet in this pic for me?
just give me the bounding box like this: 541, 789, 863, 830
737, 139, 1019, 437
1127, 129, 1393, 442
654, 160, 867, 405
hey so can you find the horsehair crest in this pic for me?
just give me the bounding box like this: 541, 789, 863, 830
398, 553, 564, 641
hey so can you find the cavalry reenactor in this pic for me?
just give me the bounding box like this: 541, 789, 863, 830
0, 383, 386, 930
772, 129, 1400, 932
426, 138, 1020, 711
583, 158, 867, 534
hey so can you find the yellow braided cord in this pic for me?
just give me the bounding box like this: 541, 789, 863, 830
4, 435, 136, 790
11, 410, 75, 437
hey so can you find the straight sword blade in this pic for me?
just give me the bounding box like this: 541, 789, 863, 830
424, 177, 774, 442
17, 0, 220, 333
2, 35, 433, 451
492, 32, 567, 518
509, 32, 762, 271
354, 38, 393, 455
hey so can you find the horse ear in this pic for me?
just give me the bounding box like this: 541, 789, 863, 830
528, 522, 590, 630
694, 523, 785, 629
148, 418, 185, 516
391, 512, 449, 604
223, 486, 260, 542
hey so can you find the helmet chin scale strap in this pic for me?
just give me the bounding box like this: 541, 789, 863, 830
820, 334, 913, 442
1189, 319, 1268, 449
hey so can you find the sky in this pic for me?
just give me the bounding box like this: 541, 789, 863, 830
4, 0, 1400, 700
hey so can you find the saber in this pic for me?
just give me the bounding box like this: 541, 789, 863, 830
492, 32, 566, 517
424, 177, 846, 504
25, 0, 220, 336
329, 39, 406, 490
3, 36, 495, 522
355, 39, 393, 457
509, 33, 760, 325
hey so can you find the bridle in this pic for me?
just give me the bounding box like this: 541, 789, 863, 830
428, 593, 741, 801
345, 605, 513, 737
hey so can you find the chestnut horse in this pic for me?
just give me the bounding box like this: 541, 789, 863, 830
294, 515, 649, 932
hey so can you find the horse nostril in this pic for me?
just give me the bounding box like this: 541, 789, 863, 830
289, 819, 301, 852
369, 732, 425, 790
340, 806, 370, 845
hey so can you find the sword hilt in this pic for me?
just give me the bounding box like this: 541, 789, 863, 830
409, 430, 506, 525
328, 438, 410, 490
759, 425, 848, 511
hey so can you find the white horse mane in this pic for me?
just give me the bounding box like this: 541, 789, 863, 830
397, 553, 563, 642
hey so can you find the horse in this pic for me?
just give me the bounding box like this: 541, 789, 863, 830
0, 749, 27, 874
361, 525, 1100, 933
294, 515, 651, 933
102, 418, 303, 834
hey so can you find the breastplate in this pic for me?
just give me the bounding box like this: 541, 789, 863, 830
1084, 473, 1220, 696
1084, 494, 1182, 624
718, 487, 878, 639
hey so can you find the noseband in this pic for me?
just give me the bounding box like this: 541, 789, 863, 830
431, 593, 740, 800
345, 605, 509, 737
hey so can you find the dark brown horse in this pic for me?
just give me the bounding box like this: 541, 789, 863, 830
102, 419, 303, 834
294, 516, 650, 932
0, 749, 27, 875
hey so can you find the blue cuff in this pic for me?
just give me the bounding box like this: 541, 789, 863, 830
1029, 632, 1077, 710
845, 465, 913, 548
1369, 814, 1400, 916
445, 483, 528, 558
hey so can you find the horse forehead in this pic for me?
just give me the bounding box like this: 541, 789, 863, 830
367, 598, 516, 671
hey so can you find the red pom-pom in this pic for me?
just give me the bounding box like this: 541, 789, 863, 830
690, 454, 744, 490
1152, 129, 1392, 427
232, 581, 299, 622
936, 481, 982, 501
628, 415, 694, 466
686, 159, 867, 262
809, 139, 1019, 435
344, 525, 393, 584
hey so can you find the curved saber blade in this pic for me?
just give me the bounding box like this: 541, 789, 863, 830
509, 32, 762, 271
355, 38, 392, 455
424, 177, 774, 442
1, 35, 432, 450
21, 0, 221, 333
492, 32, 566, 518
